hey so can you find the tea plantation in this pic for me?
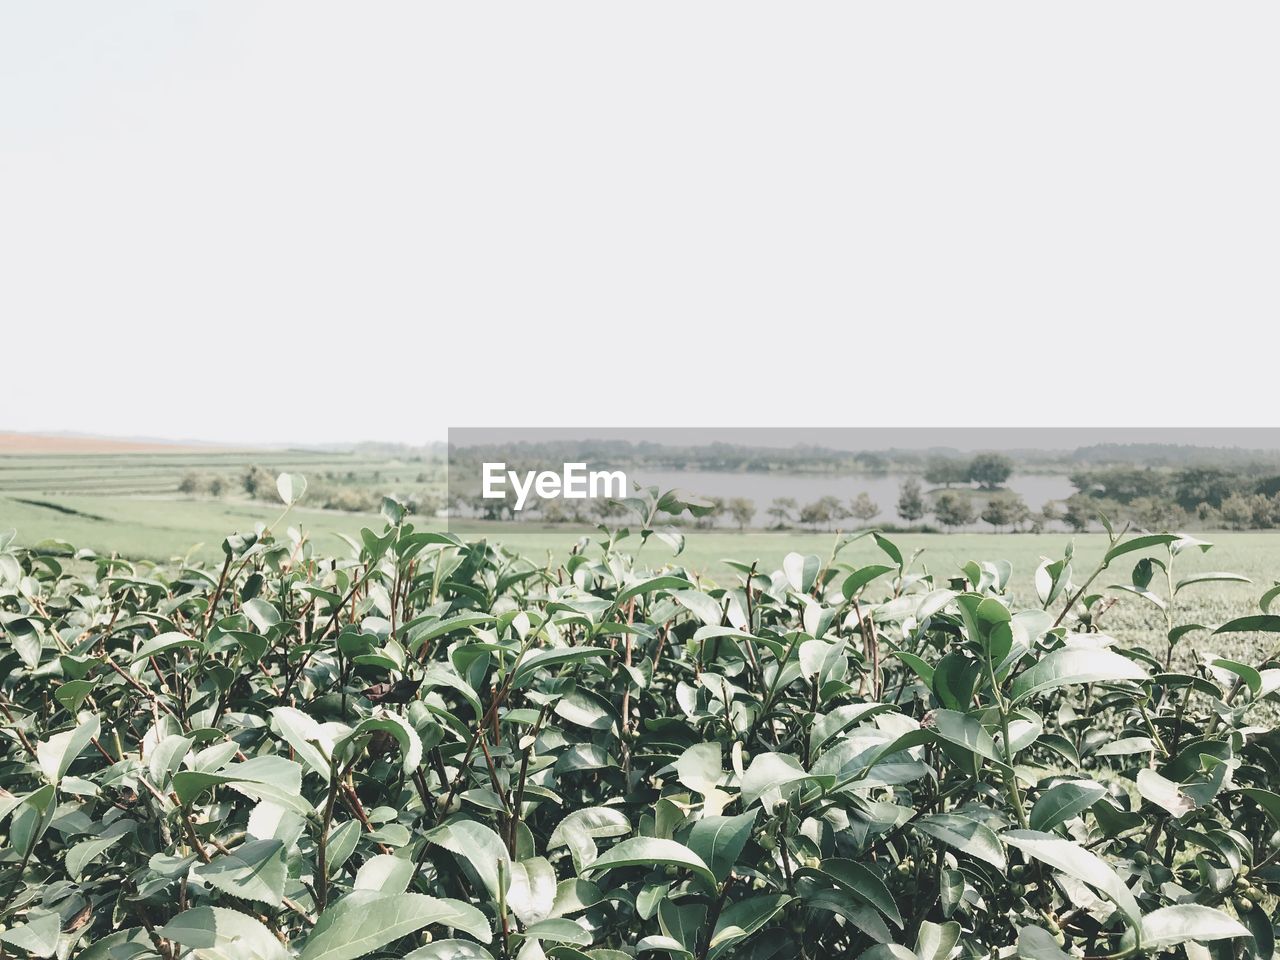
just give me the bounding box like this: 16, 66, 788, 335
1, 480, 1278, 959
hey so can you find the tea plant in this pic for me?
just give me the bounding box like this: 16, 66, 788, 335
1, 480, 1279, 960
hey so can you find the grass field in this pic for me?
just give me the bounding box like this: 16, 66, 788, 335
5, 446, 1280, 663
0, 446, 441, 560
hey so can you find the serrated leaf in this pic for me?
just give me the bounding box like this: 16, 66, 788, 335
301, 892, 491, 960
1140, 904, 1250, 949
158, 906, 290, 960
1003, 830, 1141, 935
585, 837, 715, 889
192, 839, 288, 907
913, 814, 1005, 870
1009, 648, 1148, 704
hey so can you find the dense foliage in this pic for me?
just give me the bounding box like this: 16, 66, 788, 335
2, 479, 1280, 960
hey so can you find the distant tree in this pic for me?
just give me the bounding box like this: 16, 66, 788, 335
178, 472, 202, 495
767, 497, 797, 528
1127, 496, 1185, 531
799, 495, 845, 530
933, 490, 977, 529
591, 498, 626, 521
980, 491, 1028, 531
897, 479, 926, 526
1068, 468, 1166, 504
1254, 494, 1280, 529
968, 453, 1014, 490
1062, 493, 1096, 532
728, 497, 755, 530
1220, 493, 1253, 530
1040, 500, 1063, 522
208, 476, 226, 497
1172, 467, 1236, 510
850, 492, 879, 524
924, 457, 969, 488
854, 452, 889, 474
695, 497, 726, 529
242, 465, 274, 499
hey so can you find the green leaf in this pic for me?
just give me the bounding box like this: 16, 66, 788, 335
1016, 925, 1071, 960
585, 837, 716, 889
740, 752, 816, 809
874, 533, 903, 567
192, 839, 288, 907
549, 807, 632, 873
1104, 534, 1179, 564
842, 564, 895, 600
1214, 614, 1280, 634
926, 709, 1001, 764
686, 810, 756, 882
0, 913, 61, 959
1174, 572, 1250, 593
803, 889, 893, 944
301, 892, 491, 960
243, 598, 282, 633
659, 898, 706, 953
131, 631, 201, 661
1003, 830, 1141, 935
158, 906, 290, 960
423, 820, 510, 900
511, 647, 615, 689
1029, 780, 1108, 832
326, 820, 361, 875
354, 854, 415, 894
784, 552, 821, 593
616, 575, 696, 604
37, 713, 99, 784
1135, 769, 1195, 818
269, 706, 335, 781
1009, 647, 1148, 704
1209, 658, 1262, 695
860, 945, 917, 960
1139, 904, 1250, 949
406, 613, 494, 652
149, 734, 193, 789
916, 920, 962, 960
932, 652, 982, 711
672, 589, 723, 627
277, 472, 307, 505
523, 917, 592, 944
796, 858, 902, 928
9, 785, 56, 856
343, 712, 422, 775
507, 856, 557, 926
1238, 788, 1280, 825
676, 741, 723, 801
53, 678, 98, 713
403, 943, 496, 960
66, 821, 132, 880
913, 814, 1005, 870
708, 894, 791, 958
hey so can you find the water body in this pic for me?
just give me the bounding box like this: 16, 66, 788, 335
622, 470, 1076, 530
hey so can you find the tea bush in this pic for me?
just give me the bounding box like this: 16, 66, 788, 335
2, 480, 1279, 960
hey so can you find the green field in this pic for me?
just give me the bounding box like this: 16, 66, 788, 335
0, 448, 439, 560
5, 450, 1280, 661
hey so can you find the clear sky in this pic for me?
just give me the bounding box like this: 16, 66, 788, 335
3, 3, 1278, 445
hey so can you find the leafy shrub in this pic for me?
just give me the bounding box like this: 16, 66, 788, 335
1, 484, 1278, 959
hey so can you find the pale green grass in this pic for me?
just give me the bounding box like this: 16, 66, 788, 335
7, 491, 1279, 667
2, 495, 386, 562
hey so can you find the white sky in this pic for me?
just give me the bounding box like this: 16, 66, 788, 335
2, 3, 1278, 446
